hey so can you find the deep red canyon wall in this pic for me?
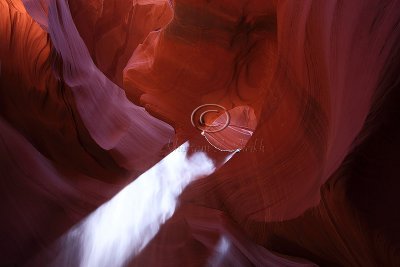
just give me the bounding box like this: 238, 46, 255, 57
1, 0, 400, 266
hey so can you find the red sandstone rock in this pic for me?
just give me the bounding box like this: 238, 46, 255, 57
1, 0, 400, 266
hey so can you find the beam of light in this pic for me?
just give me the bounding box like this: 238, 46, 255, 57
49, 142, 235, 267
208, 236, 231, 266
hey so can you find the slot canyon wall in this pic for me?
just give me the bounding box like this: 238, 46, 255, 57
1, 0, 400, 266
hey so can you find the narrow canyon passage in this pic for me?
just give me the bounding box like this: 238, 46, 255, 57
1, 0, 400, 266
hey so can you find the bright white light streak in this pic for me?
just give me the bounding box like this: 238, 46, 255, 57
52, 142, 235, 267
208, 236, 231, 266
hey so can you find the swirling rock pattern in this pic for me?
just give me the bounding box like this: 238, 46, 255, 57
1, 0, 400, 266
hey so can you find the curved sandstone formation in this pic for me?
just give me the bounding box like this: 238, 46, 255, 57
1, 0, 400, 266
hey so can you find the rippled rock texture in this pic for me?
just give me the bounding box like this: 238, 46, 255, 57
1, 0, 400, 266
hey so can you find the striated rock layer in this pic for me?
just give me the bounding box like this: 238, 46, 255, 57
0, 0, 400, 266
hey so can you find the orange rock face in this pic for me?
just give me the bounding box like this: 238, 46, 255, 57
1, 0, 400, 266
